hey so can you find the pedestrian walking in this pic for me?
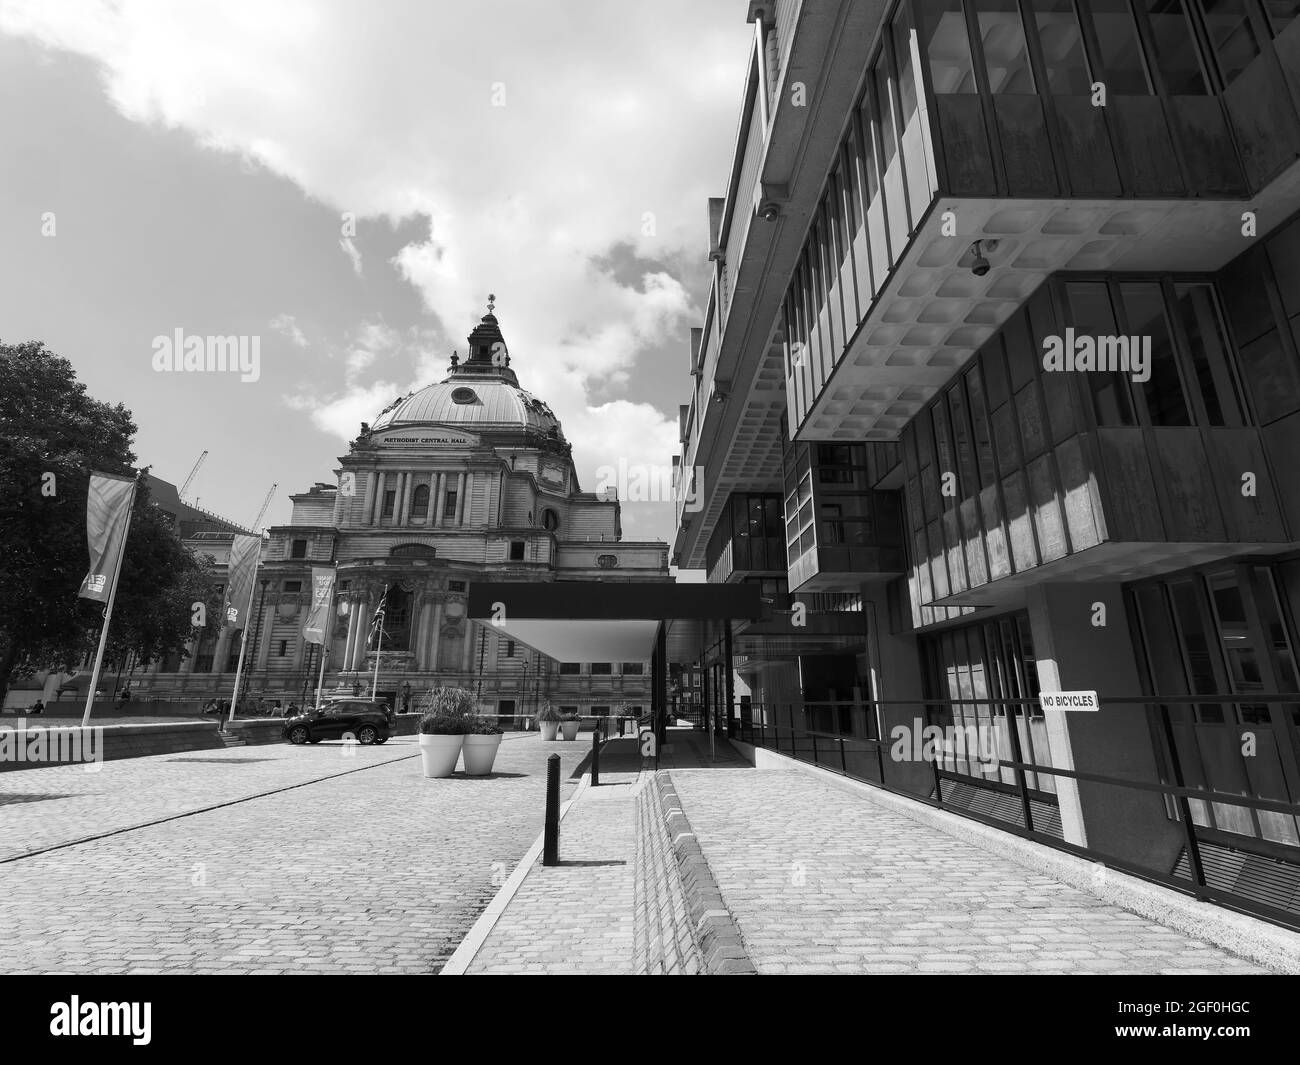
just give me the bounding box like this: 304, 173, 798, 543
115, 684, 132, 710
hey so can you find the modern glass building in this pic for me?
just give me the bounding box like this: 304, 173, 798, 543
675, 0, 1300, 929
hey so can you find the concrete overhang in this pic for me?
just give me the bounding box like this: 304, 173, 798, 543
677, 0, 887, 569
796, 161, 1300, 441
466, 582, 763, 666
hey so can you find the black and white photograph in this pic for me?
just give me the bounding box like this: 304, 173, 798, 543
2, 0, 1299, 1042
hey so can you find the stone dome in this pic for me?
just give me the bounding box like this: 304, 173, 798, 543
370, 374, 564, 437
368, 303, 566, 441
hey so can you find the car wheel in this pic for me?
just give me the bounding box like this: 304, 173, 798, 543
357, 725, 378, 746
288, 726, 309, 745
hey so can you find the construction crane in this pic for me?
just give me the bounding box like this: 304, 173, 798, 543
179, 450, 208, 501
250, 483, 277, 533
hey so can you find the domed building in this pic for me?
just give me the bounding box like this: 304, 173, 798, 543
242, 303, 670, 715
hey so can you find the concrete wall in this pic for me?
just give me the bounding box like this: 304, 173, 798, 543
1027, 581, 1184, 873
0, 721, 225, 772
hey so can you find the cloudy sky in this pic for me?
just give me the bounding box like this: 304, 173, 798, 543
0, 0, 751, 556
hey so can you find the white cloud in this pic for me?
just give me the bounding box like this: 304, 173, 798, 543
269, 313, 307, 347
1, 0, 749, 539
339, 235, 362, 277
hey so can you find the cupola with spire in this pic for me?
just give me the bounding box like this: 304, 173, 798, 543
453, 293, 517, 386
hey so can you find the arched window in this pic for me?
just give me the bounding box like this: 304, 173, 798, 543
412, 483, 430, 520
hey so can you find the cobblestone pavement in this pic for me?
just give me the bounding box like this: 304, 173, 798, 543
467, 775, 638, 974
669, 768, 1274, 974
0, 737, 417, 860
0, 734, 591, 973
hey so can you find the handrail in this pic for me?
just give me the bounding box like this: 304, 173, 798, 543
722, 694, 1300, 934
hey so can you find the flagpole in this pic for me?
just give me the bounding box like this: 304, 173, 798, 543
314, 586, 334, 708
371, 584, 388, 703
227, 551, 261, 725
81, 482, 137, 727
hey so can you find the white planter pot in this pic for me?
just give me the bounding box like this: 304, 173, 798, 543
540, 721, 560, 741
461, 734, 502, 776
419, 733, 464, 778
560, 720, 580, 741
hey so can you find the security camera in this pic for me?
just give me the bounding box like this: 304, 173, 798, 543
972, 239, 998, 276
759, 202, 780, 222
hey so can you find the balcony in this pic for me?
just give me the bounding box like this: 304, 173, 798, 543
787, 1, 1300, 442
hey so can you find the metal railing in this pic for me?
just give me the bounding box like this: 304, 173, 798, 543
724, 696, 1300, 934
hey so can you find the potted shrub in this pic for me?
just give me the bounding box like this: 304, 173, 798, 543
536, 703, 562, 741
418, 687, 474, 778
461, 713, 504, 776
560, 711, 580, 742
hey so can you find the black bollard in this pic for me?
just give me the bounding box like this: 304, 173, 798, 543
592, 729, 602, 787
543, 753, 560, 866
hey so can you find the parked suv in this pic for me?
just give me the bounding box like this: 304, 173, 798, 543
283, 700, 393, 746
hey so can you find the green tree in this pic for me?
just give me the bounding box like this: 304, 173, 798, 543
0, 340, 211, 702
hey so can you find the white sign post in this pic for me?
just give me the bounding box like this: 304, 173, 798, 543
1038, 690, 1100, 712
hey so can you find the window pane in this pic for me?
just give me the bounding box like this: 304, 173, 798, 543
1263, 0, 1300, 33
1144, 0, 1209, 94
1119, 282, 1192, 425
855, 104, 881, 202
1090, 0, 1154, 93
1065, 281, 1136, 425
873, 61, 898, 167
1033, 0, 1093, 93
925, 0, 978, 93
1198, 0, 1262, 84
1174, 283, 1245, 426
892, 4, 919, 123
976, 0, 1036, 92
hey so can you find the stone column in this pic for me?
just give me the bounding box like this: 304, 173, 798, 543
462, 619, 475, 672
372, 471, 387, 526
256, 596, 275, 669
351, 596, 370, 670
401, 472, 415, 525
1026, 582, 1183, 870
343, 597, 360, 670
214, 627, 234, 674
332, 478, 346, 524
422, 473, 435, 526
455, 473, 466, 525
415, 598, 433, 670
428, 601, 443, 671
434, 473, 447, 525
362, 469, 378, 524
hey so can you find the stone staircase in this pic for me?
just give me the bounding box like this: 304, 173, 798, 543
217, 731, 247, 748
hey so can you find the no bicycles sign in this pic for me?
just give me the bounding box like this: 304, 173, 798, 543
1039, 690, 1099, 712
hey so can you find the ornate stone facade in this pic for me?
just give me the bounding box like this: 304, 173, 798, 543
130, 307, 669, 714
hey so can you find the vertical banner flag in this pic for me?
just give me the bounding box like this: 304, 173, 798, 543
302, 567, 336, 645
78, 472, 137, 602
222, 535, 262, 630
